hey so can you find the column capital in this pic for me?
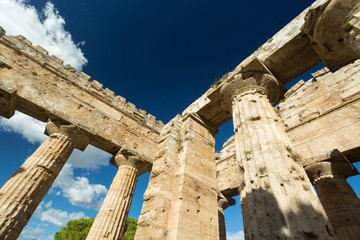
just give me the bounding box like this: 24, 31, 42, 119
305, 160, 358, 185
45, 119, 89, 151
301, 0, 360, 71
219, 70, 283, 112
111, 145, 153, 176
217, 192, 235, 210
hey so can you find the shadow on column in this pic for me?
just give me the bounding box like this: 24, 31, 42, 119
242, 188, 334, 240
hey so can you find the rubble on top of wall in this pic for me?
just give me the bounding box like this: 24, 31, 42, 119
0, 27, 163, 130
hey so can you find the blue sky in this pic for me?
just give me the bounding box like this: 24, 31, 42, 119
0, 1, 359, 239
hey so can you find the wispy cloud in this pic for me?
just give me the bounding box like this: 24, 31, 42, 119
34, 200, 87, 227
18, 225, 52, 240
227, 230, 245, 240
53, 163, 108, 210
0, 0, 87, 71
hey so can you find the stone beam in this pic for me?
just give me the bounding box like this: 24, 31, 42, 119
183, 0, 359, 128
0, 29, 163, 158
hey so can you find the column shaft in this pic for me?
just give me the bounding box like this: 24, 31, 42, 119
315, 179, 360, 239
232, 90, 334, 239
0, 133, 74, 239
86, 165, 138, 240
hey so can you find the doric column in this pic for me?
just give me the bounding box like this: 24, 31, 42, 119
86, 145, 152, 240
0, 119, 88, 240
302, 0, 360, 71
218, 193, 235, 240
305, 158, 360, 239
220, 70, 334, 239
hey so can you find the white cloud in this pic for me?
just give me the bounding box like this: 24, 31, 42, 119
0, 111, 46, 144
0, 0, 87, 71
227, 230, 245, 240
53, 163, 108, 210
69, 145, 111, 170
0, 111, 111, 169
18, 226, 53, 240
34, 201, 87, 227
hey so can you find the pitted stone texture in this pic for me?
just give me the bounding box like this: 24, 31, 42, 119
166, 114, 219, 240
135, 116, 182, 240
86, 151, 139, 240
305, 160, 360, 240
219, 72, 282, 113
302, 0, 360, 71
232, 90, 334, 239
0, 121, 83, 240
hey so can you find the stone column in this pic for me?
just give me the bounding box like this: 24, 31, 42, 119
220, 71, 334, 239
86, 145, 152, 240
305, 159, 360, 239
218, 193, 235, 240
0, 120, 88, 240
166, 113, 219, 239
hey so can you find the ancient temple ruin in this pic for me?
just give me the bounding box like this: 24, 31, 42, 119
1, 0, 360, 239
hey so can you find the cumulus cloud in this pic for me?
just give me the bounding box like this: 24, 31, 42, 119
0, 111, 111, 169
0, 0, 87, 71
227, 230, 245, 240
0, 111, 46, 144
34, 201, 87, 227
18, 226, 52, 240
69, 145, 111, 170
53, 163, 108, 210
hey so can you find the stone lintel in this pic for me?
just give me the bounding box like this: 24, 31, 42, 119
182, 112, 218, 135
119, 144, 154, 165
0, 81, 16, 119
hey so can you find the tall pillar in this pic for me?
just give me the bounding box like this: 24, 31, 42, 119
0, 120, 88, 240
220, 70, 334, 239
86, 145, 152, 240
166, 113, 219, 239
305, 159, 360, 239
218, 193, 235, 240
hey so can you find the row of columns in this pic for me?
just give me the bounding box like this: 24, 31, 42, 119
0, 119, 151, 240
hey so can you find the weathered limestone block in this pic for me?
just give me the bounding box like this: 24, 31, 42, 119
302, 0, 360, 71
0, 81, 16, 119
0, 120, 88, 240
166, 114, 219, 240
216, 136, 243, 196
305, 154, 360, 240
135, 116, 182, 240
86, 146, 152, 240
0, 31, 162, 158
220, 72, 334, 239
277, 61, 360, 161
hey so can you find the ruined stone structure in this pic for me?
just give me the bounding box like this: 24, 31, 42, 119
0, 0, 360, 239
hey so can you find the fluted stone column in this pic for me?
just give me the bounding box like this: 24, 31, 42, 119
220, 71, 334, 239
218, 193, 235, 240
86, 145, 152, 240
0, 120, 88, 240
305, 159, 360, 239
